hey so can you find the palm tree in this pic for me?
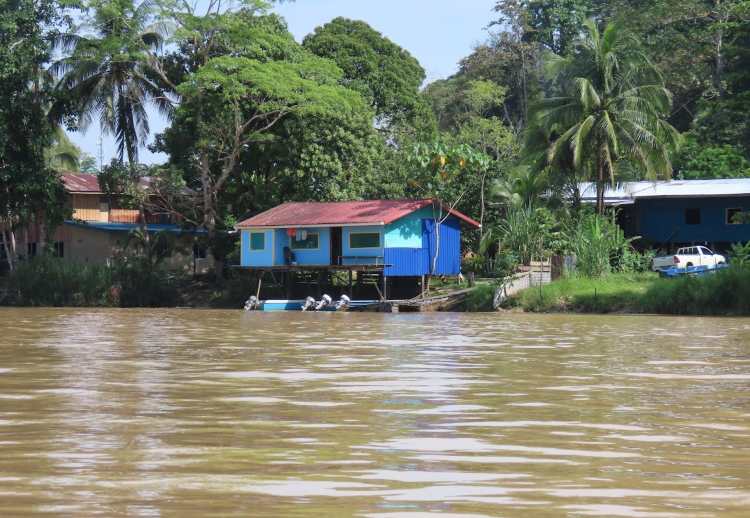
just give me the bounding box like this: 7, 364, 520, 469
531, 20, 681, 213
45, 128, 82, 171
52, 0, 172, 166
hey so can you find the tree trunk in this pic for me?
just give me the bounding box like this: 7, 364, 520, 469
596, 156, 606, 215
1, 229, 14, 272
38, 214, 47, 256
479, 171, 487, 232
431, 217, 441, 275
714, 2, 727, 97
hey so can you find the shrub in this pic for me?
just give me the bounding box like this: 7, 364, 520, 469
564, 213, 635, 277
730, 241, 750, 267
617, 248, 657, 274
497, 205, 557, 264
642, 266, 750, 315
5, 255, 113, 306
4, 254, 180, 307
110, 256, 179, 307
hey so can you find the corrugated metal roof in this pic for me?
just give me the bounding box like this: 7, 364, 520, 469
580, 179, 750, 203
236, 200, 481, 229
61, 173, 102, 193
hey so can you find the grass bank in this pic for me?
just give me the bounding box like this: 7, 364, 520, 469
507, 268, 750, 316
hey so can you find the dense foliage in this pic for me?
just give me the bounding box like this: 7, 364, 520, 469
3, 0, 749, 287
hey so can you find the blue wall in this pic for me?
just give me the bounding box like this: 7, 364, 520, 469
423, 217, 462, 276
384, 215, 462, 277
637, 197, 750, 245
274, 229, 287, 266
342, 225, 384, 265
240, 229, 275, 267
285, 227, 331, 265
242, 227, 331, 266
240, 210, 467, 275
385, 207, 433, 247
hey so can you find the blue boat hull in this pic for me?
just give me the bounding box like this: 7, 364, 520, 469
259, 300, 378, 312
658, 263, 729, 278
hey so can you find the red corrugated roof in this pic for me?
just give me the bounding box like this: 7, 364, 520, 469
61, 173, 102, 193
236, 200, 481, 229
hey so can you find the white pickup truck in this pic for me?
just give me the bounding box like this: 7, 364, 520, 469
651, 246, 727, 271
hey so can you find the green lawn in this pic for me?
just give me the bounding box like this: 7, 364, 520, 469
511, 273, 658, 313
508, 268, 750, 315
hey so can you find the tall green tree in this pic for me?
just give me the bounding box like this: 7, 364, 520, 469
53, 0, 172, 165
1, 0, 70, 270
302, 17, 428, 128
154, 7, 371, 268
531, 20, 681, 213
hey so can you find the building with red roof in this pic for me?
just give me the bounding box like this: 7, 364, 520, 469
10, 174, 211, 274
236, 199, 480, 279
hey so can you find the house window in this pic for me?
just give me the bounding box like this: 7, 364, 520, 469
685, 208, 701, 225
291, 231, 319, 250
99, 199, 110, 213
250, 232, 266, 251
53, 241, 64, 258
193, 244, 207, 259
27, 242, 37, 257
726, 208, 745, 225
349, 232, 381, 249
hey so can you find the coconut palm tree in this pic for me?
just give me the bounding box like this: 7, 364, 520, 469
52, 0, 172, 166
45, 128, 82, 171
531, 20, 682, 213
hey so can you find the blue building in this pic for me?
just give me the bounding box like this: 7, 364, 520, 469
235, 200, 480, 299
236, 199, 480, 275
581, 179, 750, 251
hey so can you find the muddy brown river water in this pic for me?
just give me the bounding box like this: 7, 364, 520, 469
1, 308, 749, 517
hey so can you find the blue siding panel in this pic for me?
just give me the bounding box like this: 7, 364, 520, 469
422, 217, 462, 276
638, 197, 750, 244
384, 248, 429, 276
241, 229, 274, 267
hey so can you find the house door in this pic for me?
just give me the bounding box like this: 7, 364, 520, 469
331, 227, 342, 265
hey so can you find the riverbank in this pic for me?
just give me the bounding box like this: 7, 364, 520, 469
503, 268, 750, 316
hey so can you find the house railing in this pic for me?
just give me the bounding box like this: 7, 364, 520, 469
338, 255, 385, 266
109, 210, 172, 224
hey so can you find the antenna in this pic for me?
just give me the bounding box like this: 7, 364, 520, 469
98, 125, 104, 172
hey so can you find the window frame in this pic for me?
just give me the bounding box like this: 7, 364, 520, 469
249, 232, 266, 251
726, 207, 744, 225
349, 231, 381, 250
685, 208, 701, 226
290, 231, 320, 251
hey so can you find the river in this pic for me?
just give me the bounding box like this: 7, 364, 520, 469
1, 308, 749, 516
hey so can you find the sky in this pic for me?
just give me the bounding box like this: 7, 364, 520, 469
67, 0, 497, 166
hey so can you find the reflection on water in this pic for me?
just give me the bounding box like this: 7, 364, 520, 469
1, 309, 750, 516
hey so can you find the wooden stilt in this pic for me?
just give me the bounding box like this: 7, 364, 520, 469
348, 270, 353, 297
255, 273, 263, 300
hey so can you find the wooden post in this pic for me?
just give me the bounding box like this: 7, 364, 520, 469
256, 272, 263, 300
317, 270, 325, 298
421, 275, 426, 299
383, 275, 388, 301
348, 270, 353, 297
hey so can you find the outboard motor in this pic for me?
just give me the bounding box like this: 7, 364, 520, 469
335, 294, 351, 311
244, 295, 260, 311
315, 294, 332, 311
301, 296, 316, 311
